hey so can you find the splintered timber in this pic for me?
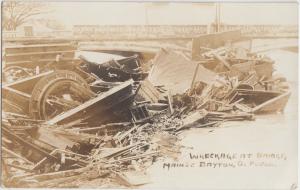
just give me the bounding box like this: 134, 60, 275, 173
1, 30, 292, 188
1, 1, 297, 189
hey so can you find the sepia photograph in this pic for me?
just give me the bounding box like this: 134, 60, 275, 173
1, 1, 298, 189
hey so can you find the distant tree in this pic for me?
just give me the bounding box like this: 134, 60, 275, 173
2, 1, 49, 31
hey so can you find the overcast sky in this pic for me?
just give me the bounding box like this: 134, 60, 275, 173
47, 2, 297, 28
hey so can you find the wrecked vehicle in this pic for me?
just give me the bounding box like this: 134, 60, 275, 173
2, 43, 141, 126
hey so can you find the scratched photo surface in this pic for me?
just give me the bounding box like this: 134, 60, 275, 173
1, 1, 298, 189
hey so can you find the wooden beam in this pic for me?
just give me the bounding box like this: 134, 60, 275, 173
46, 80, 134, 125
2, 127, 58, 161
2, 87, 31, 99
2, 147, 34, 165
2, 71, 54, 88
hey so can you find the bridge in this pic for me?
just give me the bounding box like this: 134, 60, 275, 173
250, 38, 298, 53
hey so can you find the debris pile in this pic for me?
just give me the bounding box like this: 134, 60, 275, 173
2, 40, 290, 188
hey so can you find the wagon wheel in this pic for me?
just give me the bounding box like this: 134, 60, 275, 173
3, 66, 32, 83
29, 70, 95, 120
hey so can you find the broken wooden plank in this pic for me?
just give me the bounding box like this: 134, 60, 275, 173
6, 163, 33, 173
46, 79, 134, 125
146, 103, 168, 111
5, 43, 76, 54
211, 52, 231, 70
75, 122, 131, 133
252, 90, 291, 113
116, 171, 151, 186
95, 142, 142, 159
108, 151, 158, 163
176, 121, 220, 132
2, 70, 54, 89
20, 166, 92, 182
136, 79, 161, 103
167, 91, 174, 114
190, 62, 201, 89
2, 147, 34, 165
234, 103, 252, 113
176, 111, 207, 131
5, 50, 75, 62
2, 127, 58, 161
115, 124, 148, 142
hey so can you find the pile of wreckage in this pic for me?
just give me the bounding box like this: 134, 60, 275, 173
2, 39, 290, 187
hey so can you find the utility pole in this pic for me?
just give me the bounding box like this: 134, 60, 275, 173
145, 5, 149, 25
215, 3, 221, 32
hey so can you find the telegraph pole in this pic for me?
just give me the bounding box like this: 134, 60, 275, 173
215, 3, 221, 32
145, 5, 149, 25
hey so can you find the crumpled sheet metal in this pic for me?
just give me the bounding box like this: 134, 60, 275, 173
149, 49, 217, 94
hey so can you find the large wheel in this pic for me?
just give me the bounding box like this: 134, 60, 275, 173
29, 70, 94, 120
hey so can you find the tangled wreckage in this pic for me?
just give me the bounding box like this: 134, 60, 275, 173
2, 31, 291, 187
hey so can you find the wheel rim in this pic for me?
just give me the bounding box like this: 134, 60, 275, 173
29, 70, 93, 120
40, 80, 88, 120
